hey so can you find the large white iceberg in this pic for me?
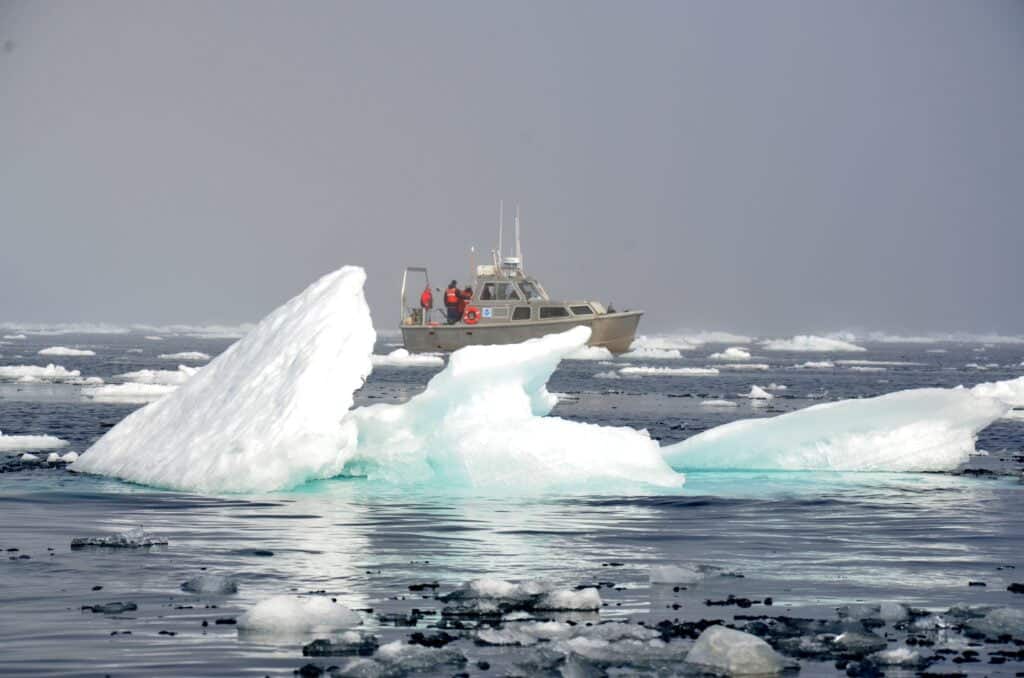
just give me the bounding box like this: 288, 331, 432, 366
663, 386, 1008, 472
72, 267, 376, 493
347, 326, 685, 490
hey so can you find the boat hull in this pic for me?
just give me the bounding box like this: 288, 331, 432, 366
401, 311, 642, 354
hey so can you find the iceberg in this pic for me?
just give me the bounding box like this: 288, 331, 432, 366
971, 376, 1024, 408
347, 326, 684, 490
709, 346, 751, 361
72, 267, 376, 493
762, 335, 866, 352
663, 386, 1008, 472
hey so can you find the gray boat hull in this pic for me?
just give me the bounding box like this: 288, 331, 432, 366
401, 311, 642, 354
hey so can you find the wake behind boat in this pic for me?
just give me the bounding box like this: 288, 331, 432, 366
399, 206, 642, 353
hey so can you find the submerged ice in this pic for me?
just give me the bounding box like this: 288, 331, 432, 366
72, 265, 1024, 494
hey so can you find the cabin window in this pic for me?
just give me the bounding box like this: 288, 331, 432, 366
512, 306, 532, 321
519, 281, 542, 300
497, 283, 521, 300
539, 306, 570, 319
570, 305, 593, 316
480, 283, 496, 300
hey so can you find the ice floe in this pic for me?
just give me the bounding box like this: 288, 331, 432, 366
0, 364, 81, 382
83, 383, 178, 404
619, 366, 719, 376
629, 334, 699, 352
649, 564, 704, 584
564, 345, 614, 360
46, 451, 78, 463
73, 266, 376, 493
836, 359, 923, 367
370, 348, 444, 367
795, 360, 834, 369
716, 363, 770, 371
621, 347, 683, 360
709, 346, 751, 361
0, 429, 69, 451
849, 366, 886, 372
701, 399, 738, 408
762, 335, 866, 352
686, 625, 789, 675
744, 385, 774, 400
663, 385, 1010, 472
238, 595, 361, 632
113, 365, 199, 386
765, 383, 787, 391
970, 376, 1024, 408
2, 334, 26, 340
439, 578, 601, 615
37, 346, 95, 356
158, 351, 211, 361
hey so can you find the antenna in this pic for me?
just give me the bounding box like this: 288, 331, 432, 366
498, 199, 504, 258
514, 203, 522, 268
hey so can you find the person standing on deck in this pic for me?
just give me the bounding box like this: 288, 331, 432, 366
458, 285, 473, 318
419, 284, 433, 324
444, 280, 460, 324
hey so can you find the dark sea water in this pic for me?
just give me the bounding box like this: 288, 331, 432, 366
1, 332, 1022, 676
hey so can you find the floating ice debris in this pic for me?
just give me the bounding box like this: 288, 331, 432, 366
114, 365, 199, 386
833, 630, 887, 656
238, 595, 361, 632
440, 578, 601, 615
686, 625, 788, 675
795, 361, 834, 369
331, 641, 466, 677
73, 267, 376, 493
158, 351, 210, 361
348, 327, 684, 490
663, 384, 1011, 472
2, 334, 26, 340
744, 385, 774, 400
762, 335, 866, 352
870, 646, 923, 666
717, 363, 770, 371
476, 621, 575, 646
83, 382, 178, 403
0, 363, 81, 382
0, 429, 69, 451
836, 359, 923, 367
44, 451, 78, 463
629, 335, 698, 352
701, 399, 738, 408
649, 563, 704, 584
564, 345, 614, 360
19, 453, 40, 462
144, 335, 163, 341
82, 602, 138, 614
765, 383, 787, 391
370, 348, 444, 367
709, 347, 751, 361
37, 346, 95, 356
849, 366, 886, 372
619, 366, 719, 376
621, 347, 683, 360
70, 526, 168, 549
181, 574, 239, 594
966, 607, 1024, 638
303, 632, 379, 657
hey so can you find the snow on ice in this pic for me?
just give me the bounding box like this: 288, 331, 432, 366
238, 595, 361, 632
761, 335, 866, 352
0, 429, 69, 451
0, 364, 81, 382
38, 346, 96, 356
114, 365, 199, 386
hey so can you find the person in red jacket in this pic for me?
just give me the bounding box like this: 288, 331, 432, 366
444, 280, 460, 324
418, 284, 433, 324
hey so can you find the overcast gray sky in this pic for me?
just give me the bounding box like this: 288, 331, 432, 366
2, 0, 1022, 334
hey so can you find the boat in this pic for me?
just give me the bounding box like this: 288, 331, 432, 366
399, 205, 643, 353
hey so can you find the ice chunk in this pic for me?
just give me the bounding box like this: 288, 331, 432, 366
879, 602, 909, 622
71, 526, 167, 549
0, 429, 69, 451
966, 607, 1024, 638
332, 641, 465, 677
836, 359, 923, 366
710, 347, 751, 361
20, 453, 40, 462
477, 621, 574, 646
796, 361, 834, 368
621, 347, 683, 360
565, 345, 614, 360
850, 366, 886, 372
114, 365, 199, 385
158, 351, 210, 361
348, 327, 684, 490
370, 348, 444, 367
38, 346, 96, 356
73, 267, 375, 493
701, 399, 738, 408
971, 376, 1024, 407
181, 574, 239, 594
686, 625, 787, 675
765, 383, 787, 391
745, 385, 773, 400
440, 578, 601, 615
238, 595, 361, 632
649, 563, 704, 584
83, 383, 178, 403
763, 335, 866, 352
871, 647, 922, 666
2, 334, 26, 340
619, 366, 719, 376
629, 334, 699, 351
144, 335, 163, 340
61, 451, 78, 462
663, 385, 1009, 472
0, 364, 81, 382
717, 363, 770, 370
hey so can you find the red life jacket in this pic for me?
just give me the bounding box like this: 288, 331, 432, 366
420, 289, 432, 307
444, 287, 459, 305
